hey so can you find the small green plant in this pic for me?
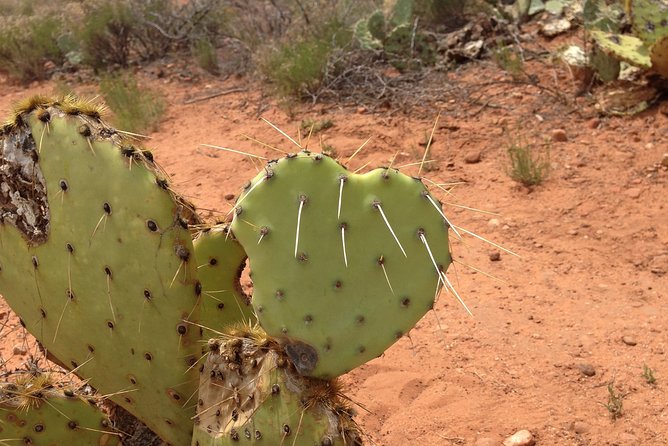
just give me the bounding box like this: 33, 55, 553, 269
603, 382, 624, 420
192, 38, 220, 74
414, 0, 468, 27
100, 74, 165, 133
80, 0, 135, 70
492, 44, 524, 79
642, 364, 657, 385
506, 136, 550, 187
261, 20, 351, 99
0, 16, 65, 82
300, 118, 334, 134
320, 142, 338, 158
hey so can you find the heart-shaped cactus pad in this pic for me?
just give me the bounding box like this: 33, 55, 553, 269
231, 151, 452, 378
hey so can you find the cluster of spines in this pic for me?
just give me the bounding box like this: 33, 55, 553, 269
192, 324, 362, 446
0, 372, 121, 445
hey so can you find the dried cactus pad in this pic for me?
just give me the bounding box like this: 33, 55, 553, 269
0, 374, 120, 445
591, 30, 652, 68
650, 36, 668, 76
192, 326, 361, 446
231, 151, 451, 378
0, 97, 202, 446
192, 225, 256, 336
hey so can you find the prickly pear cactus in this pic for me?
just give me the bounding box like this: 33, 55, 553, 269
0, 96, 202, 446
630, 0, 668, 45
353, 0, 432, 69
354, 11, 385, 51
385, 0, 413, 27
192, 325, 361, 446
0, 373, 120, 445
193, 225, 256, 337
230, 151, 452, 379
590, 0, 668, 77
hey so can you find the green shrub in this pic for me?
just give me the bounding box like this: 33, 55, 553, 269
192, 38, 220, 74
492, 44, 524, 78
80, 1, 135, 70
506, 136, 550, 187
261, 19, 352, 98
300, 118, 334, 134
642, 364, 657, 385
100, 74, 166, 133
0, 16, 65, 82
415, 0, 467, 27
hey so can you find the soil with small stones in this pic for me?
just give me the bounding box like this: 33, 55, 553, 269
1, 36, 667, 446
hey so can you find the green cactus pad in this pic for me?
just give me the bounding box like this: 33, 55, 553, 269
591, 30, 652, 68
630, 0, 668, 45
367, 9, 386, 41
193, 225, 256, 337
354, 18, 384, 51
230, 151, 451, 379
386, 0, 413, 27
0, 373, 121, 445
650, 36, 668, 76
0, 96, 202, 446
191, 326, 361, 446
591, 47, 621, 81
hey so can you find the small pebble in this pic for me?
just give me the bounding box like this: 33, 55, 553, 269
551, 129, 568, 142
576, 362, 596, 377
489, 251, 501, 262
356, 106, 367, 114
224, 193, 235, 201
567, 229, 578, 236
571, 421, 590, 434
624, 188, 641, 199
12, 344, 27, 356
488, 218, 501, 228
464, 151, 482, 164
618, 433, 639, 444
587, 118, 600, 129
622, 336, 637, 346
503, 429, 535, 446
661, 153, 668, 167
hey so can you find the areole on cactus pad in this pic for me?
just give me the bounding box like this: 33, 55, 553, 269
0, 372, 121, 445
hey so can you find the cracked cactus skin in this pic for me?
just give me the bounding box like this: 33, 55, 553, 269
191, 326, 361, 446
0, 97, 202, 446
193, 225, 256, 337
0, 374, 121, 445
230, 151, 451, 379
